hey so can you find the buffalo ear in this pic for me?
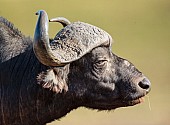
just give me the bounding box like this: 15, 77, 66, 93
37, 66, 69, 93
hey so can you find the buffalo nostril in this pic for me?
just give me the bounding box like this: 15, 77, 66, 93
138, 78, 151, 91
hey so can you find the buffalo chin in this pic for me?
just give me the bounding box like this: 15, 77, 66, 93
83, 95, 146, 111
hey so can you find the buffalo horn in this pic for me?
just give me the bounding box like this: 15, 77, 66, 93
33, 10, 113, 66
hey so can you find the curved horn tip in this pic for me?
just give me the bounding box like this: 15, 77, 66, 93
49, 17, 71, 27
35, 10, 47, 15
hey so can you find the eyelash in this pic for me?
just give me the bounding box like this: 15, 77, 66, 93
96, 60, 106, 65
94, 60, 108, 67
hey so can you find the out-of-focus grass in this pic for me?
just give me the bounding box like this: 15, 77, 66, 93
0, 0, 170, 125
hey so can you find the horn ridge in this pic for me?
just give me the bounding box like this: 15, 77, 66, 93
49, 21, 113, 63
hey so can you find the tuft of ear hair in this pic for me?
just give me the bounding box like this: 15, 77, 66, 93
37, 66, 69, 93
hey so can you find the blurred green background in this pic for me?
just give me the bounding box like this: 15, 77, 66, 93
0, 0, 169, 125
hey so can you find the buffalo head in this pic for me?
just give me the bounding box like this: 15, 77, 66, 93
33, 10, 151, 110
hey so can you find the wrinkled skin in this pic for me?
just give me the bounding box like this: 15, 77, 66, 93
0, 15, 150, 125
69, 46, 150, 110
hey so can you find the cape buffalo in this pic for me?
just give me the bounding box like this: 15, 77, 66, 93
0, 10, 151, 125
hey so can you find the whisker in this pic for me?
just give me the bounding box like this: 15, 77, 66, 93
123, 93, 131, 99
146, 95, 152, 111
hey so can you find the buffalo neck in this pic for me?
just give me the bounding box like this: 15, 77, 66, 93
0, 48, 78, 125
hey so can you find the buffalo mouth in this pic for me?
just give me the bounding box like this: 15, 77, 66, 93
124, 95, 146, 106
128, 97, 144, 106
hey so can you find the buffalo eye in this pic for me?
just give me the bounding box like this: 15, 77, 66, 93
95, 60, 107, 67
93, 59, 108, 73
